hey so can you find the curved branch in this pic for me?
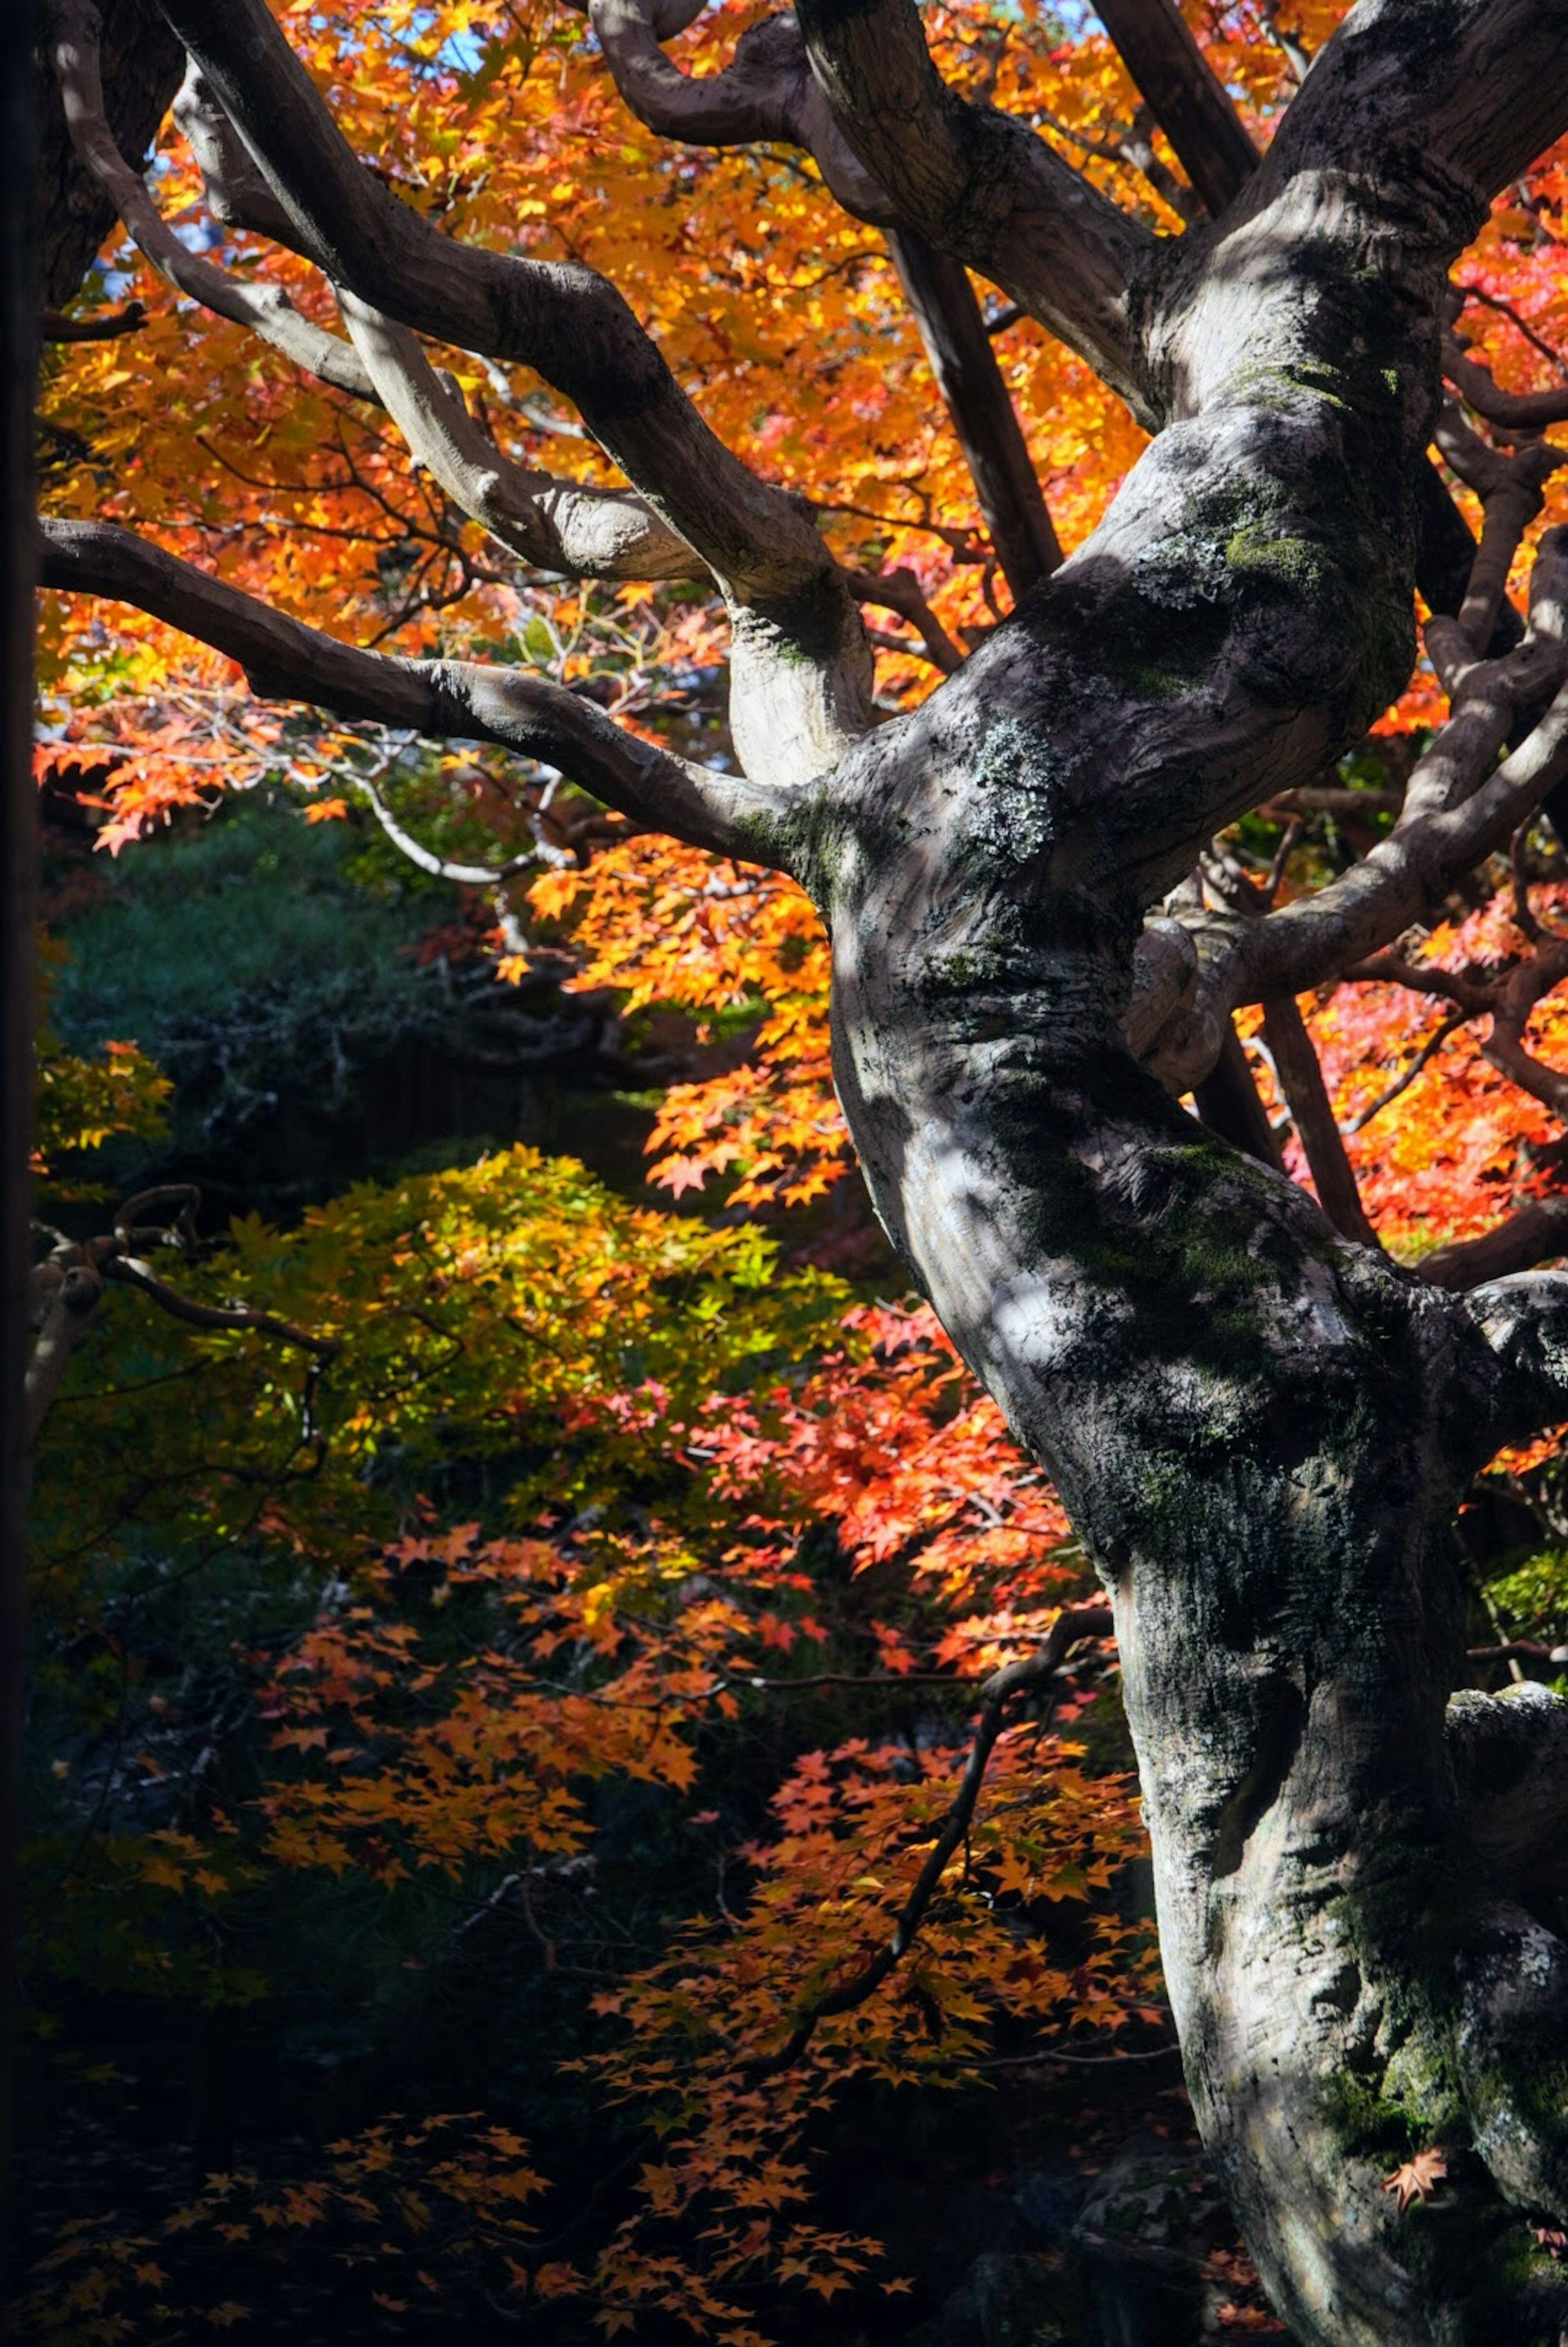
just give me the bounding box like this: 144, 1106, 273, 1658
47, 0, 378, 402
100, 1251, 336, 1353
154, 0, 873, 785
62, 25, 710, 597
1423, 1197, 1568, 1292
348, 770, 540, 887
845, 564, 963, 674
1446, 335, 1568, 431
40, 518, 791, 862
333, 292, 703, 584
585, 0, 1060, 600
793, 0, 1154, 418
153, 0, 830, 609
1243, 672, 1568, 997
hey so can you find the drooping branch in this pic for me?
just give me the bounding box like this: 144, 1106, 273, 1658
40, 518, 791, 861
27, 1203, 337, 1454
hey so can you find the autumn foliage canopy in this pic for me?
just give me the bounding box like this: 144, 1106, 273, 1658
22, 0, 1568, 2337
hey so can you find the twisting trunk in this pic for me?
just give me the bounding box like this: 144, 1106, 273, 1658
752, 13, 1568, 2333
781, 545, 1568, 2347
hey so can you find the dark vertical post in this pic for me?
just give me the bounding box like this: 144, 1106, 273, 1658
1, 0, 39, 2254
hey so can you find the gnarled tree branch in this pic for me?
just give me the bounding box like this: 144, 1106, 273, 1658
794, 0, 1155, 418
40, 517, 791, 861
584, 0, 1061, 600
154, 0, 875, 785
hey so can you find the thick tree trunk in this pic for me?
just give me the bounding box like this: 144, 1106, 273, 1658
760, 46, 1568, 2337
797, 635, 1568, 2347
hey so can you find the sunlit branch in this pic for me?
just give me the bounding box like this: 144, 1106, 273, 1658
153, 0, 850, 626
1091, 0, 1258, 217
348, 766, 539, 888
793, 0, 1154, 419
40, 517, 790, 861
584, 0, 1060, 600
333, 292, 703, 585
47, 0, 380, 402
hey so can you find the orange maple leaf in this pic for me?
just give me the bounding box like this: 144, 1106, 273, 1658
1381, 2147, 1447, 2211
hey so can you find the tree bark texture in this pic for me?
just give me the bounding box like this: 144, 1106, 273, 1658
40, 0, 1568, 2336
33, 0, 181, 310
762, 9, 1568, 2334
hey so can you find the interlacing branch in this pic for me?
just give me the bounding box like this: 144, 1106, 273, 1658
1136, 523, 1568, 1094
580, 0, 1062, 597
